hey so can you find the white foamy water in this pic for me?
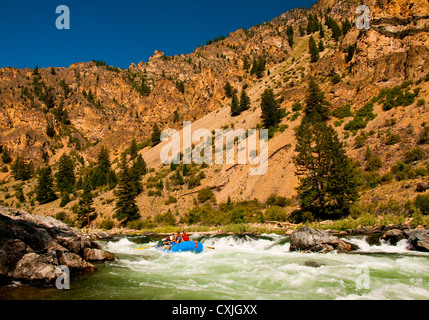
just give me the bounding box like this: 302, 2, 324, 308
96, 234, 429, 300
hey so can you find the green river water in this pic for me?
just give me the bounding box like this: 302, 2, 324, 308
1, 233, 428, 300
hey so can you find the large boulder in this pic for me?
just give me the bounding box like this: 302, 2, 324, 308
0, 206, 114, 286
289, 227, 358, 253
406, 229, 429, 252
381, 229, 406, 245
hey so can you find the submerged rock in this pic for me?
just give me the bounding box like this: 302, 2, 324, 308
0, 206, 115, 287
289, 227, 358, 253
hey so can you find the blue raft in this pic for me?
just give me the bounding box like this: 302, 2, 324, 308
156, 240, 203, 253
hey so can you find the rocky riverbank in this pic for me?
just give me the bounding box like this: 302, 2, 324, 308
0, 206, 114, 287
289, 226, 429, 253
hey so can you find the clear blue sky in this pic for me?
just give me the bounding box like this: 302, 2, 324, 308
0, 0, 317, 69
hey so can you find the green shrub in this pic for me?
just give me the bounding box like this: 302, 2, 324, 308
266, 194, 291, 207
155, 209, 177, 226
419, 126, 429, 145
414, 194, 429, 215
197, 187, 214, 203
344, 116, 367, 131
404, 146, 425, 163
265, 206, 287, 222
291, 102, 302, 112
165, 195, 178, 205
365, 156, 383, 172
332, 104, 353, 119
99, 219, 114, 230
386, 132, 401, 145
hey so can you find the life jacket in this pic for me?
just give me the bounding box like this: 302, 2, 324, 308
182, 232, 190, 241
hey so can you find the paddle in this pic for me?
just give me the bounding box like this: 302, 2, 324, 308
205, 246, 215, 250
134, 244, 157, 250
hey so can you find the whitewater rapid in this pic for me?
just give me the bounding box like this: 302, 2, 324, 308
99, 234, 429, 300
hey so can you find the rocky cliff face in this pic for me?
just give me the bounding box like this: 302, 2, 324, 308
0, 0, 428, 223
0, 206, 114, 286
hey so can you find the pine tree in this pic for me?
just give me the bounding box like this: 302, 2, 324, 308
114, 154, 140, 225
304, 78, 330, 122
331, 19, 342, 42
250, 57, 266, 79
239, 89, 251, 112
151, 123, 161, 147
36, 167, 57, 204
1, 146, 12, 164
318, 40, 325, 52
76, 181, 96, 228
319, 22, 325, 38
11, 155, 32, 181
294, 79, 359, 220
260, 88, 280, 129
56, 153, 75, 194
133, 154, 147, 176
230, 92, 241, 117
294, 121, 359, 219
309, 36, 320, 63
97, 146, 111, 175
224, 81, 233, 98
286, 25, 294, 47
33, 65, 39, 76
341, 19, 352, 36
129, 139, 138, 160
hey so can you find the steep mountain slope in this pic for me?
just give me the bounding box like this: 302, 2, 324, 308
0, 0, 428, 226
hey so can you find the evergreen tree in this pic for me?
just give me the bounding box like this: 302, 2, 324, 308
250, 57, 266, 78
230, 92, 241, 117
46, 121, 56, 137
294, 121, 359, 219
331, 19, 342, 42
97, 146, 111, 175
76, 181, 96, 228
1, 146, 12, 164
318, 40, 325, 52
294, 79, 359, 220
286, 25, 294, 47
341, 19, 352, 36
59, 192, 70, 208
175, 80, 185, 93
114, 154, 140, 225
319, 22, 325, 38
309, 36, 320, 63
260, 88, 280, 129
33, 65, 39, 76
36, 167, 57, 204
11, 155, 32, 181
224, 81, 233, 98
239, 89, 251, 112
304, 78, 330, 122
56, 153, 75, 194
133, 154, 147, 176
242, 56, 250, 71
129, 139, 138, 160
306, 14, 320, 34
151, 123, 161, 147
107, 170, 118, 190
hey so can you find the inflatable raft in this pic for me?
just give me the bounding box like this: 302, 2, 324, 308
156, 240, 203, 253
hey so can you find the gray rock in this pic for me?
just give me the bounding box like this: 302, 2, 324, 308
83, 248, 115, 262
289, 227, 358, 253
0, 205, 114, 286
416, 182, 429, 192
381, 229, 406, 245
406, 229, 429, 252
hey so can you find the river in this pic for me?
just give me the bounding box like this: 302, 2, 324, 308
1, 233, 429, 300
